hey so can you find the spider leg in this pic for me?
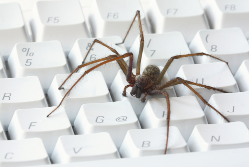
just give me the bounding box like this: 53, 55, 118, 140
148, 90, 170, 154
47, 53, 133, 117
115, 10, 144, 75
59, 55, 116, 89
82, 39, 126, 68
155, 53, 229, 85
157, 77, 230, 122
122, 85, 133, 96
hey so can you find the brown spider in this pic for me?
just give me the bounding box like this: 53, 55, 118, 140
47, 10, 231, 154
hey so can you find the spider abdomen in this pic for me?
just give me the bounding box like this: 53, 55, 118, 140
142, 65, 160, 82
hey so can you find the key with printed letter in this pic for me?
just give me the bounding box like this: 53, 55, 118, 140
0, 76, 47, 130
189, 28, 249, 74
205, 92, 249, 128
139, 96, 207, 141
147, 0, 209, 44
0, 3, 29, 60
110, 68, 176, 116
74, 101, 140, 148
88, 0, 148, 49
175, 62, 239, 109
8, 41, 70, 93
0, 138, 50, 166
119, 127, 189, 158
130, 32, 193, 79
68, 36, 127, 88
188, 122, 249, 152
51, 133, 120, 164
30, 0, 89, 54
8, 106, 74, 156
47, 71, 112, 124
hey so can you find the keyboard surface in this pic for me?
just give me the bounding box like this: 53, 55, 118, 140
0, 0, 249, 167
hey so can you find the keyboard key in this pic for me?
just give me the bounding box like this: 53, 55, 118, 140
139, 96, 207, 141
8, 106, 74, 156
188, 122, 249, 152
0, 3, 29, 60
147, 0, 209, 44
0, 121, 7, 140
175, 62, 239, 109
204, 0, 249, 38
205, 92, 249, 127
47, 71, 112, 124
129, 32, 193, 79
51, 133, 120, 164
88, 0, 148, 49
0, 76, 47, 130
74, 101, 140, 148
119, 127, 189, 158
189, 28, 249, 74
8, 41, 70, 93
30, 0, 89, 53
0, 56, 7, 78
110, 68, 176, 116
234, 60, 249, 91
0, 138, 50, 166
68, 36, 127, 88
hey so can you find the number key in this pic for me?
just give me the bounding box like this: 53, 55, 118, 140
8, 41, 70, 93
130, 32, 193, 79
189, 28, 249, 74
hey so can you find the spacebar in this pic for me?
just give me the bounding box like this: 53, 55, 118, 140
35, 148, 249, 167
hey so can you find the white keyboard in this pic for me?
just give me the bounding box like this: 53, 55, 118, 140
0, 0, 249, 167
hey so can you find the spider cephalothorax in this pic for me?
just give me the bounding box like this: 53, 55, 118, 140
130, 65, 160, 99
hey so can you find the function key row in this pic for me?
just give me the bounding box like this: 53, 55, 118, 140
0, 0, 249, 59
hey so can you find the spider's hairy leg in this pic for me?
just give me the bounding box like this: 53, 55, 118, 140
155, 53, 229, 85
157, 77, 230, 122
115, 10, 144, 75
82, 39, 129, 75
47, 53, 133, 117
60, 39, 130, 89
59, 55, 116, 90
148, 90, 170, 154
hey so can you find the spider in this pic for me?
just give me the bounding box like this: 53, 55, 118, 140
47, 10, 231, 154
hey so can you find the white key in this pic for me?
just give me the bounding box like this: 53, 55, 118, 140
88, 0, 148, 49
175, 62, 239, 109
234, 60, 249, 91
0, 121, 7, 140
74, 101, 140, 148
119, 127, 189, 158
68, 36, 127, 88
188, 122, 249, 152
189, 28, 249, 74
30, 0, 89, 53
0, 55, 7, 78
110, 68, 176, 116
51, 133, 120, 164
0, 76, 47, 130
8, 41, 70, 93
129, 32, 193, 79
205, 92, 249, 128
47, 71, 112, 124
0, 138, 50, 166
147, 0, 209, 44
8, 106, 74, 156
139, 96, 207, 141
203, 0, 249, 38
0, 3, 29, 60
